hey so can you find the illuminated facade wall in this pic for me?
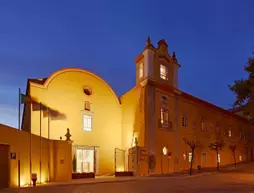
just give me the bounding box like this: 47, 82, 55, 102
24, 69, 122, 175
150, 86, 251, 174
134, 38, 254, 175
0, 124, 71, 188
19, 37, 254, 178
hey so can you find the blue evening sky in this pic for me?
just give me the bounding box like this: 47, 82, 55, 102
0, 0, 254, 127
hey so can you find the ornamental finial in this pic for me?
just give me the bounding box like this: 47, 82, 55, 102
172, 52, 176, 59
146, 36, 151, 45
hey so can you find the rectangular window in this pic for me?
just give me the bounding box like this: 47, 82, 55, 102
160, 64, 168, 80
183, 151, 187, 160
228, 129, 232, 137
188, 152, 192, 163
160, 108, 169, 128
218, 154, 221, 163
84, 101, 91, 111
139, 63, 144, 79
83, 115, 92, 131
201, 121, 205, 131
182, 116, 188, 127
239, 155, 242, 161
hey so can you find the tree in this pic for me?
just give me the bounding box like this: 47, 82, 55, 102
183, 137, 200, 175
229, 144, 237, 168
208, 141, 225, 171
229, 53, 254, 123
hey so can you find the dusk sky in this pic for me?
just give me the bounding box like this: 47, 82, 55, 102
0, 0, 254, 127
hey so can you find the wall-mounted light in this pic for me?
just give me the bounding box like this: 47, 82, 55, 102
162, 147, 168, 156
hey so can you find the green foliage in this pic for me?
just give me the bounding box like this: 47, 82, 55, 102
229, 52, 254, 122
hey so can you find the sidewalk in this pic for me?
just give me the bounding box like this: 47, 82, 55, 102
150, 162, 250, 178
12, 170, 218, 190
5, 162, 252, 191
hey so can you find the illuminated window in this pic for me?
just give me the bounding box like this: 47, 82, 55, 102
139, 63, 144, 79
188, 152, 192, 162
160, 64, 168, 80
239, 155, 242, 161
228, 129, 232, 137
84, 101, 91, 111
183, 151, 187, 160
160, 108, 169, 128
182, 116, 188, 127
218, 154, 221, 163
83, 115, 92, 131
201, 121, 205, 131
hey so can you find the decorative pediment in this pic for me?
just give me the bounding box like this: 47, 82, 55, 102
156, 39, 171, 58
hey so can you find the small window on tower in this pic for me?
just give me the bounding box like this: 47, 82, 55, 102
84, 101, 91, 111
160, 64, 168, 80
139, 63, 144, 79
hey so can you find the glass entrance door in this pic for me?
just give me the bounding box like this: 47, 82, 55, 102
76, 148, 94, 173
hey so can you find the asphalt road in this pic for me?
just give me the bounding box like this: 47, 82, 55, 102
4, 164, 254, 193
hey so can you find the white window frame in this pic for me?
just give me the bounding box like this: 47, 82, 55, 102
139, 63, 144, 79
83, 114, 92, 131
182, 116, 188, 127
160, 64, 168, 80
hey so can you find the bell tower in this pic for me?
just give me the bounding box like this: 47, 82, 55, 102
135, 36, 156, 84
135, 37, 181, 88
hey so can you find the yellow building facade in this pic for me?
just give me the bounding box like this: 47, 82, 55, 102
17, 37, 254, 180
0, 124, 72, 188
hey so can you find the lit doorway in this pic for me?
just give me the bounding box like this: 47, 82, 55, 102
76, 148, 95, 173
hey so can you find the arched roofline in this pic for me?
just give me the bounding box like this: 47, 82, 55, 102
29, 68, 121, 105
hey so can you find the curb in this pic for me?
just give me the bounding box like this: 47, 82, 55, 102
7, 179, 137, 190
183, 171, 218, 178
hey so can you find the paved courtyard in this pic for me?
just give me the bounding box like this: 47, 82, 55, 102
4, 163, 254, 193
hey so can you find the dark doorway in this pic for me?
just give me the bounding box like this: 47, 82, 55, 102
0, 144, 9, 189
